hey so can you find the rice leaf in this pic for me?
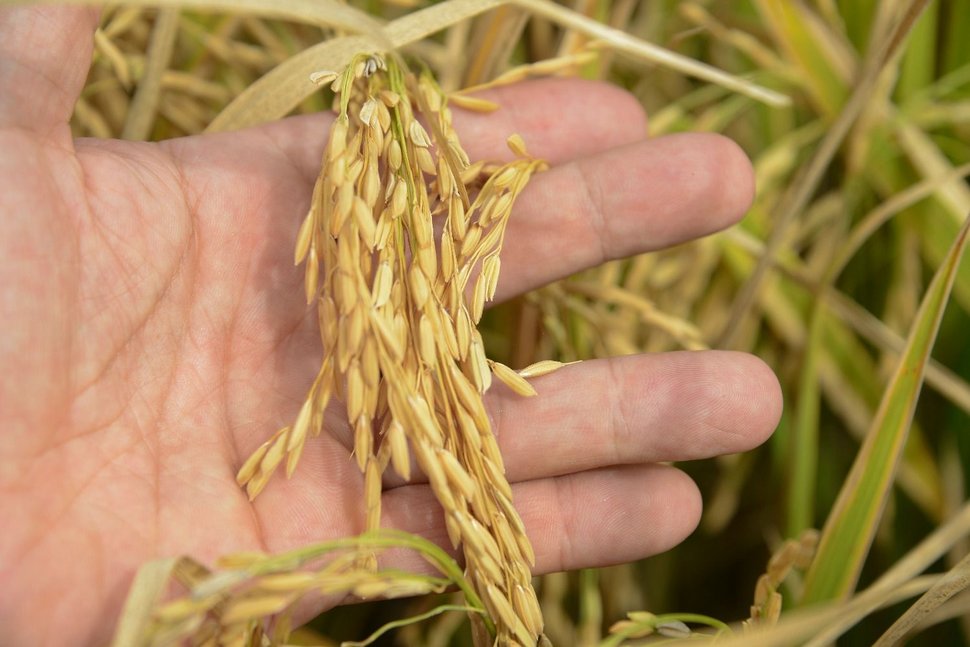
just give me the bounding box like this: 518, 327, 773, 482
514, 0, 788, 107
121, 7, 179, 140
712, 577, 933, 647
462, 6, 529, 86
0, 0, 387, 38
109, 557, 179, 647
750, 0, 851, 118
895, 1, 939, 101
873, 550, 970, 646
718, 0, 933, 348
896, 121, 970, 225
209, 0, 787, 132
787, 306, 821, 537
800, 215, 970, 605
718, 504, 970, 646
803, 501, 970, 646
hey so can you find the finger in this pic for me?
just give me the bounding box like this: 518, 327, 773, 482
0, 6, 99, 138
493, 132, 755, 301
225, 100, 748, 308
237, 78, 647, 182
491, 351, 781, 481
166, 78, 648, 272
378, 350, 780, 490
381, 464, 701, 576
451, 77, 648, 163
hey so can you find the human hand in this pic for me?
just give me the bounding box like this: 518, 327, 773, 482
0, 6, 782, 646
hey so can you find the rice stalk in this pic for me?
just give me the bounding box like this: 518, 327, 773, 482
121, 7, 179, 139
235, 52, 549, 646
873, 549, 970, 646
111, 531, 488, 646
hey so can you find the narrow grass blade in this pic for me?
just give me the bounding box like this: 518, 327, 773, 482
462, 6, 528, 86
208, 0, 787, 132
897, 121, 970, 225
895, 2, 938, 100
801, 215, 970, 605
718, 0, 933, 349
941, 1, 970, 74
788, 306, 821, 537
710, 577, 935, 647
713, 503, 970, 646
121, 7, 179, 140
873, 550, 970, 646
805, 501, 970, 646
513, 0, 788, 107
341, 604, 483, 647
110, 557, 179, 647
0, 0, 387, 38
750, 0, 850, 118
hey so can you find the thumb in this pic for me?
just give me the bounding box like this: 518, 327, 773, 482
0, 6, 99, 140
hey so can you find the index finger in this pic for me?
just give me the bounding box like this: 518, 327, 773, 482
241, 77, 648, 182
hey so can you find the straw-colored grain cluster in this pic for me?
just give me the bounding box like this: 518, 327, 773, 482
234, 52, 550, 645
120, 531, 480, 646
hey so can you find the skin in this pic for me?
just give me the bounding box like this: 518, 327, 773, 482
0, 6, 783, 646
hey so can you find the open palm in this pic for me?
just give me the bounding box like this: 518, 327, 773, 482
0, 7, 782, 646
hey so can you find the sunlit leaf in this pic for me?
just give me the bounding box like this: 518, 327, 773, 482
801, 216, 970, 605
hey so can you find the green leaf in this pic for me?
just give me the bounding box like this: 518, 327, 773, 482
895, 1, 939, 101
800, 215, 970, 605
787, 305, 821, 537
751, 0, 850, 118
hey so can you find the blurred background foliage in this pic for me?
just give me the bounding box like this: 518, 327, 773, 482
68, 0, 970, 644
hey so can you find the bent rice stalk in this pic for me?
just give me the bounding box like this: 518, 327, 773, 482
236, 52, 549, 646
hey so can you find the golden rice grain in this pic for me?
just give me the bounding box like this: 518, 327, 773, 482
221, 595, 295, 625
255, 572, 318, 592
506, 133, 529, 157
469, 332, 492, 393
293, 212, 314, 265
517, 359, 569, 378
235, 438, 271, 487
309, 70, 339, 86
408, 119, 432, 148
485, 585, 536, 646
490, 361, 538, 397
447, 93, 501, 112
153, 597, 218, 623
364, 459, 382, 525
418, 315, 437, 367
354, 416, 373, 471
385, 420, 411, 480
513, 583, 545, 638
415, 146, 437, 175
437, 449, 479, 501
